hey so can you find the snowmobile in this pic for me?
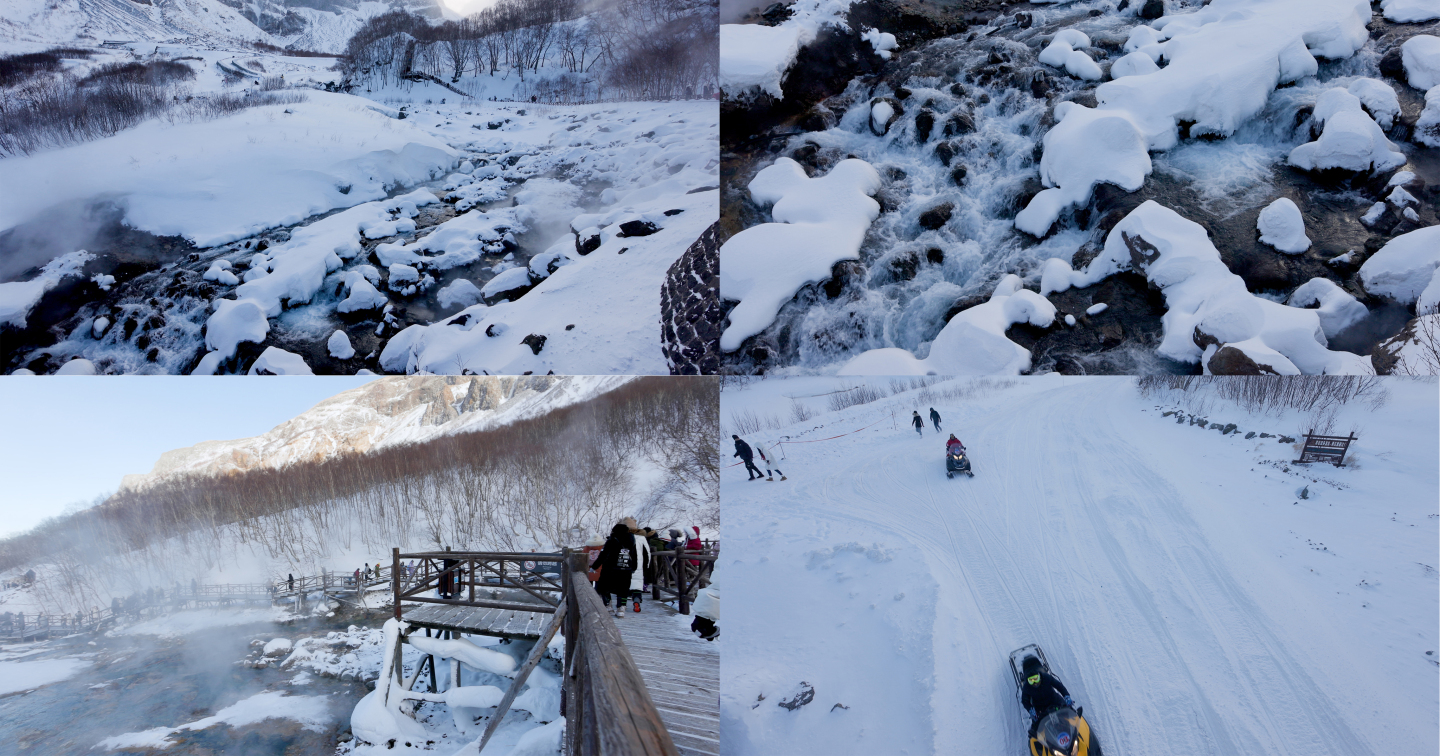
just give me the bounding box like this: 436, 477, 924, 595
946, 450, 973, 478
1009, 645, 1102, 756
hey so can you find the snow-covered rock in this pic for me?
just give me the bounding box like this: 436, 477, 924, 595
1358, 225, 1440, 304
248, 347, 314, 375
1256, 198, 1311, 254
720, 158, 882, 352
871, 100, 897, 136
1402, 35, 1440, 90
204, 259, 240, 286
1382, 0, 1440, 22
1287, 278, 1368, 338
436, 279, 483, 310
0, 250, 94, 329
720, 23, 803, 99
92, 317, 110, 338
1086, 303, 1109, 316
839, 275, 1056, 375
327, 330, 355, 360
1015, 103, 1150, 236
1346, 78, 1401, 130
1039, 35, 1103, 80
1288, 109, 1405, 175
263, 638, 293, 657
1416, 86, 1440, 148
862, 28, 898, 60
205, 299, 269, 360
479, 266, 534, 304
1110, 51, 1160, 79
54, 358, 97, 375
336, 273, 387, 314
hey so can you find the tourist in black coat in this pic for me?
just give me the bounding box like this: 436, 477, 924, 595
591, 522, 638, 618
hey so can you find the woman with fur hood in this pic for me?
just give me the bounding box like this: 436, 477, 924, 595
621, 517, 652, 613
591, 522, 638, 617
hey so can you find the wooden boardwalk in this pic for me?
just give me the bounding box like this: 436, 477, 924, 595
615, 602, 719, 756
403, 602, 554, 641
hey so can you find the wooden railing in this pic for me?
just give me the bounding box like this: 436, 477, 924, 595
561, 550, 679, 756
392, 549, 565, 619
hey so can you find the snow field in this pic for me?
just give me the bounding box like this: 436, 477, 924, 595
720, 376, 1438, 756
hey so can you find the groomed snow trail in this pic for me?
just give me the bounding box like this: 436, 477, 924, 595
721, 378, 1436, 756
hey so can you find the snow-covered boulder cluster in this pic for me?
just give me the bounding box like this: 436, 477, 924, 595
1402, 35, 1440, 90
719, 157, 883, 353
1288, 88, 1405, 175
1016, 0, 1372, 237
1038, 29, 1102, 81
1048, 201, 1372, 374
862, 27, 898, 60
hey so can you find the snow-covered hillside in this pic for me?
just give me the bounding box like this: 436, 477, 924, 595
0, 0, 447, 54
121, 374, 630, 489
720, 376, 1438, 755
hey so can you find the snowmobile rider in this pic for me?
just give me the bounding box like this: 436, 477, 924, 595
733, 435, 765, 480
946, 435, 964, 456
929, 408, 942, 432
912, 411, 924, 436
1021, 655, 1075, 735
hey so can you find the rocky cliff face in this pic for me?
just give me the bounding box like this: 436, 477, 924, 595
661, 222, 720, 375
120, 374, 605, 490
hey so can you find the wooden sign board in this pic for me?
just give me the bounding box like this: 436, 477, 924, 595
1294, 431, 1355, 467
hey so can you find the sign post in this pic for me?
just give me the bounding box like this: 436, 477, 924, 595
1293, 430, 1355, 467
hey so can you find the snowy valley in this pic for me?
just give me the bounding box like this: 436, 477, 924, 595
719, 0, 1440, 375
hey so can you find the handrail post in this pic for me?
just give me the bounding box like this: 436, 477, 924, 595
392, 547, 401, 621
677, 552, 690, 615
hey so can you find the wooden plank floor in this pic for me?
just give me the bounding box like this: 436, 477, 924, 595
614, 601, 719, 756
402, 603, 554, 640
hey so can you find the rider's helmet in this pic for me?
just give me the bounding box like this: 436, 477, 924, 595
1022, 655, 1042, 684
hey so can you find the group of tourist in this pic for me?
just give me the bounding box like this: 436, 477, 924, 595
588, 519, 705, 618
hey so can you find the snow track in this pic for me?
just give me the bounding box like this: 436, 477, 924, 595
722, 378, 1435, 755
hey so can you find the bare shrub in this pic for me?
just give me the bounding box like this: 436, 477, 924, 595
826, 384, 888, 411
1137, 376, 1389, 415
789, 398, 815, 424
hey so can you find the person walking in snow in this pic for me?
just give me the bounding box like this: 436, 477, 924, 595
757, 445, 785, 481
591, 522, 638, 618
733, 435, 765, 480
288, 573, 294, 591
912, 411, 924, 436
929, 408, 942, 432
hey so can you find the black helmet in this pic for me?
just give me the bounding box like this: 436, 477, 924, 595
1022, 655, 1042, 679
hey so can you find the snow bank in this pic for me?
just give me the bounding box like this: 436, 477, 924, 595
1402, 35, 1440, 90
839, 275, 1056, 375
373, 204, 530, 271
506, 719, 565, 756
0, 92, 455, 249
97, 690, 332, 750
1017, 0, 1372, 236
1110, 51, 1160, 79
436, 279, 484, 310
248, 347, 314, 375
1346, 78, 1401, 129
0, 657, 91, 696
110, 606, 291, 638
1287, 278, 1368, 337
1358, 225, 1440, 304
1417, 86, 1440, 147
1256, 198, 1310, 253
1051, 201, 1371, 374
204, 299, 270, 361
1383, 0, 1440, 22
720, 24, 804, 99
720, 158, 882, 352
0, 250, 93, 329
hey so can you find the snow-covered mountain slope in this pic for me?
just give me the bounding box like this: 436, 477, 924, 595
0, 0, 445, 53
121, 374, 632, 489
720, 376, 1438, 755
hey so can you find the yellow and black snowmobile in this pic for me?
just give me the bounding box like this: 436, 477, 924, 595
1009, 645, 1103, 756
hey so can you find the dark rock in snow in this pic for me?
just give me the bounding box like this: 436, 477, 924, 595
1139, 0, 1165, 20
914, 109, 936, 142
618, 220, 660, 237
1208, 345, 1286, 375
575, 229, 602, 255
779, 682, 816, 711
521, 333, 547, 355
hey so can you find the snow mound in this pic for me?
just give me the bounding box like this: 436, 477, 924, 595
327, 330, 356, 360
720, 24, 803, 99
1111, 51, 1160, 79
1017, 0, 1372, 236
1256, 198, 1311, 253
436, 279, 483, 310
1382, 0, 1440, 22
862, 27, 898, 60
98, 690, 331, 751
205, 299, 270, 361
1287, 278, 1368, 338
1358, 225, 1440, 304
0, 250, 94, 329
1346, 78, 1401, 129
1039, 33, 1103, 80
248, 347, 314, 375
0, 658, 91, 696
263, 638, 294, 657
1056, 201, 1371, 374
1403, 35, 1440, 90
720, 158, 883, 352
839, 275, 1056, 375
1289, 105, 1405, 174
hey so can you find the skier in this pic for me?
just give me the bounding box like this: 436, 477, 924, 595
732, 435, 765, 480
1021, 655, 1074, 736
590, 522, 638, 617
912, 411, 924, 436
757, 444, 786, 481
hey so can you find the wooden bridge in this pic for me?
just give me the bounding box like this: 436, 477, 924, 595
381, 545, 719, 756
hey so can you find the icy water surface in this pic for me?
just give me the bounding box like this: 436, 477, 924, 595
0, 613, 373, 754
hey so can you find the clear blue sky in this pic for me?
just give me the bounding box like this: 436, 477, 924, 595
0, 377, 377, 539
